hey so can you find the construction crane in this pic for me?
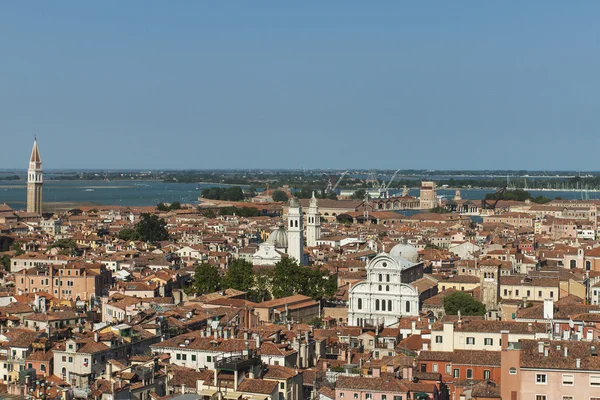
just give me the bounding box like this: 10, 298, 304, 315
366, 171, 380, 189
324, 171, 349, 193
481, 185, 507, 211
381, 169, 400, 190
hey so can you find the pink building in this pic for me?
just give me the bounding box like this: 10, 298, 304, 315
335, 375, 441, 400
14, 262, 111, 302
335, 376, 409, 400
501, 333, 600, 400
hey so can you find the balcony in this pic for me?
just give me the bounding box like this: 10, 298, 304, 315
214, 351, 261, 371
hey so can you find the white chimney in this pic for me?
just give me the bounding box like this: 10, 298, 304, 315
576, 358, 581, 368
543, 299, 554, 320
564, 347, 568, 358
538, 342, 544, 354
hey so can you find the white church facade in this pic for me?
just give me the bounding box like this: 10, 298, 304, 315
253, 195, 319, 266
348, 244, 423, 327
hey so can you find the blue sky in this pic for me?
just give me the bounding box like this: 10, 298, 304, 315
1, 2, 599, 170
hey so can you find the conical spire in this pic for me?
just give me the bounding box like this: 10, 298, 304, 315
30, 138, 41, 164
309, 191, 318, 207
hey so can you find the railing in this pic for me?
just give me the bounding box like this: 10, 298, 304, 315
214, 351, 261, 371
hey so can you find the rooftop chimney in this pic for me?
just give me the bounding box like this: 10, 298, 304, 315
576, 358, 581, 368
94, 332, 99, 342
543, 299, 554, 320
564, 347, 568, 358
500, 330, 509, 351
538, 342, 544, 354
528, 323, 533, 332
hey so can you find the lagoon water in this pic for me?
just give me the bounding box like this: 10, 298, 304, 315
0, 180, 597, 210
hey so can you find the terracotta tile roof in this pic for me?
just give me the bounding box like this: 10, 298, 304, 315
520, 339, 600, 370
263, 365, 298, 379
236, 378, 278, 395
336, 376, 409, 392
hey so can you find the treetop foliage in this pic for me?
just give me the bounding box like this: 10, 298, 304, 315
443, 291, 486, 316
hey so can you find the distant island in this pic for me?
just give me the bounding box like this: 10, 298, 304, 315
2, 169, 600, 192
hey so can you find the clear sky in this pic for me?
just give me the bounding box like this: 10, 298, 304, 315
1, 2, 599, 171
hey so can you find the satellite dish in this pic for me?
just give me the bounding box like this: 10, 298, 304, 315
569, 319, 574, 329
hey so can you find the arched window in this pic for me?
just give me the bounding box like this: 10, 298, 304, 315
375, 299, 380, 311
388, 300, 392, 311
378, 285, 383, 291
357, 298, 362, 310
379, 274, 383, 282
570, 259, 576, 269
290, 220, 293, 228
295, 220, 298, 228
386, 285, 390, 291
382, 301, 386, 311
386, 274, 390, 282
406, 301, 411, 313
586, 260, 591, 271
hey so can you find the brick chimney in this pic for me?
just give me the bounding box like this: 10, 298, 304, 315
500, 330, 509, 350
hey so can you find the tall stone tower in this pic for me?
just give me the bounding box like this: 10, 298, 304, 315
479, 263, 500, 311
419, 181, 438, 209
306, 191, 321, 247
27, 138, 43, 214
287, 197, 305, 265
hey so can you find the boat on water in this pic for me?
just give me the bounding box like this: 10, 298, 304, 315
83, 189, 94, 192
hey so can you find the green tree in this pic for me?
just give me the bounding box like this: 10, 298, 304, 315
223, 259, 254, 292
48, 239, 78, 256
193, 263, 221, 295
156, 203, 170, 212
443, 291, 486, 316
531, 196, 551, 204
485, 189, 531, 202
0, 255, 10, 270
272, 258, 302, 298
326, 191, 338, 200
300, 267, 338, 300
170, 201, 182, 210
224, 186, 244, 201
249, 268, 273, 302
11, 243, 24, 256
272, 190, 289, 202
430, 206, 450, 214
118, 228, 140, 241
351, 189, 367, 200
135, 213, 169, 243
296, 188, 314, 199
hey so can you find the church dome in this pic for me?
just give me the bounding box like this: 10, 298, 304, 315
267, 224, 288, 248
389, 243, 419, 263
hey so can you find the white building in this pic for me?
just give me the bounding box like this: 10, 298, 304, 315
306, 192, 321, 247
252, 198, 305, 266
287, 197, 305, 265
348, 244, 422, 327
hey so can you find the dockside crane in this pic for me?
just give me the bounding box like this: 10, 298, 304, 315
381, 169, 400, 190
324, 171, 349, 193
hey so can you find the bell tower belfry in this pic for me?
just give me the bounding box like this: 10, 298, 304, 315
287, 197, 305, 265
27, 138, 43, 214
306, 192, 321, 247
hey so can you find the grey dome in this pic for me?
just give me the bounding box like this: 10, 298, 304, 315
268, 224, 288, 248
389, 243, 419, 263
